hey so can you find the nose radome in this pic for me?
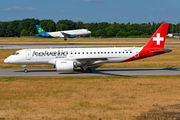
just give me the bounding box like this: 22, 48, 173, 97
4, 58, 9, 63
4, 57, 11, 63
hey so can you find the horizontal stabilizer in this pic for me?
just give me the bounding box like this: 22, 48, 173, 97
151, 48, 172, 53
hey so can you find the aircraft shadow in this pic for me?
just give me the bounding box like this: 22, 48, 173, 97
13, 67, 180, 76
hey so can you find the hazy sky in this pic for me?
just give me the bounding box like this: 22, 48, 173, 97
0, 0, 179, 24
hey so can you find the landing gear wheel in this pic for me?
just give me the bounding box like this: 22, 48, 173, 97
85, 68, 92, 73
64, 38, 67, 41
24, 69, 28, 73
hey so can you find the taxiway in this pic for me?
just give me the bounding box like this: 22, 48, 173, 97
0, 43, 179, 49
0, 67, 179, 77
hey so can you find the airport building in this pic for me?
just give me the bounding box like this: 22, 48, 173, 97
167, 33, 180, 38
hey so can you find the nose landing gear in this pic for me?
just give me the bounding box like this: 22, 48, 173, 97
22, 65, 28, 73
24, 68, 28, 73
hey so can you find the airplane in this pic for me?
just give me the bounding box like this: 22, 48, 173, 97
36, 25, 91, 40
4, 23, 172, 73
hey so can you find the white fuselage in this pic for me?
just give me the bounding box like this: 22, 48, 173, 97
4, 47, 143, 66
47, 29, 91, 38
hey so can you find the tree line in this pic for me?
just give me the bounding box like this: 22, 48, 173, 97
0, 18, 180, 37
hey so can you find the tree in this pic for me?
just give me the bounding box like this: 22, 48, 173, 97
106, 30, 114, 37
6, 24, 15, 37
21, 29, 29, 36
95, 29, 102, 37
29, 32, 33, 36
11, 20, 20, 36
40, 20, 56, 32
129, 30, 140, 36
56, 24, 66, 31
1, 22, 9, 37
57, 19, 76, 30
116, 30, 128, 37
28, 18, 40, 34
0, 23, 3, 37
76, 21, 84, 29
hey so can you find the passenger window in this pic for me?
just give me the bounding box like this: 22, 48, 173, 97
94, 52, 96, 54
119, 51, 121, 54
82, 52, 84, 54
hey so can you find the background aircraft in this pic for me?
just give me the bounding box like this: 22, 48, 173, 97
5, 23, 171, 73
36, 25, 91, 40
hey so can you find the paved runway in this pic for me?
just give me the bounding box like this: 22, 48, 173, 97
0, 43, 179, 49
0, 67, 180, 77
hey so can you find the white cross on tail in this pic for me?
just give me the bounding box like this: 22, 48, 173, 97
153, 33, 164, 45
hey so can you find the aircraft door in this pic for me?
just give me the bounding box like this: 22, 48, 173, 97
26, 50, 31, 60
134, 48, 139, 58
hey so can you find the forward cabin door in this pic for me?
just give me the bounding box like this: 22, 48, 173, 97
26, 50, 31, 60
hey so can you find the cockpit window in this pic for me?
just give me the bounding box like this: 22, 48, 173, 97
12, 52, 19, 55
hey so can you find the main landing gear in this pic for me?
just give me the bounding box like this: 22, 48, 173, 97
81, 65, 92, 73
85, 68, 92, 73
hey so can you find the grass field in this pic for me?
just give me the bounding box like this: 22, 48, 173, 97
0, 76, 180, 120
0, 46, 180, 69
0, 37, 180, 43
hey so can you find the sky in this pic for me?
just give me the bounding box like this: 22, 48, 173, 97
0, 0, 179, 24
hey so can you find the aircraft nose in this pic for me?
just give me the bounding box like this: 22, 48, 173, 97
4, 57, 10, 63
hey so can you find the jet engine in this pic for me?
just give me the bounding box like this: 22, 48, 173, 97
70, 34, 76, 38
56, 61, 75, 72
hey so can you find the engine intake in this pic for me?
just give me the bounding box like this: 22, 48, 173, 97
56, 61, 74, 72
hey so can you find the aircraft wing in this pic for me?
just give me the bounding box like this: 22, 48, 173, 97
61, 32, 76, 38
61, 32, 71, 38
76, 57, 108, 61
48, 57, 109, 65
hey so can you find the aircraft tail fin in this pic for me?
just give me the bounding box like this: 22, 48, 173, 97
36, 25, 47, 34
143, 23, 169, 50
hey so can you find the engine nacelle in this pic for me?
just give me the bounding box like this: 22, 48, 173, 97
56, 61, 74, 72
70, 34, 76, 38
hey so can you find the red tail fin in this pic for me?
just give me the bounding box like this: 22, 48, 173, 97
143, 23, 169, 49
